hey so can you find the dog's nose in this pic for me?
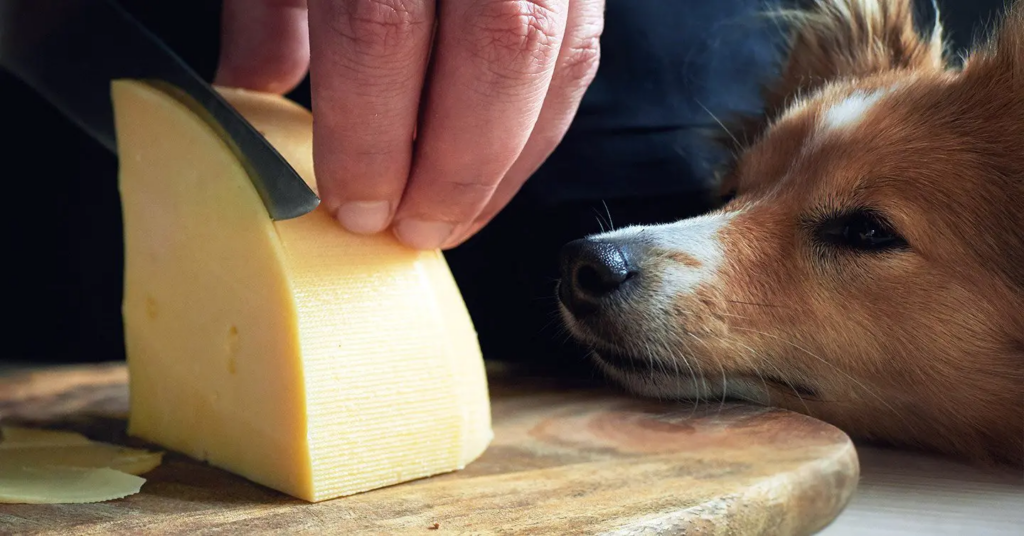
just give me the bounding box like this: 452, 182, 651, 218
558, 238, 637, 315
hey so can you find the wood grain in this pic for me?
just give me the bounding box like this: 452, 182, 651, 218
0, 363, 859, 535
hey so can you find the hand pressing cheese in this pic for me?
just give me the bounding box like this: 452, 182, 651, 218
113, 80, 493, 502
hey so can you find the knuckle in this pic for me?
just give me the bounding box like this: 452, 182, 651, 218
442, 179, 501, 200
464, 1, 565, 81
326, 0, 430, 57
559, 31, 601, 86
410, 179, 499, 218
405, 178, 500, 220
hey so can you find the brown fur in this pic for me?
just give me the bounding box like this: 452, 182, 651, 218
716, 0, 1024, 466
563, 0, 1024, 467
722, 0, 1024, 467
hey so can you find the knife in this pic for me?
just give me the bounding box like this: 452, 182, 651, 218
0, 0, 320, 221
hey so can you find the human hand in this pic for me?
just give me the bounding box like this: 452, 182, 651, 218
215, 0, 604, 250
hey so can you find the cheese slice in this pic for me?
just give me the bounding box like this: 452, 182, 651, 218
0, 426, 93, 447
0, 426, 163, 476
0, 425, 160, 504
0, 466, 145, 505
113, 80, 492, 502
0, 445, 163, 476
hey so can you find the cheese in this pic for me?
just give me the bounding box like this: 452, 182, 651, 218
113, 80, 492, 502
0, 445, 162, 476
0, 466, 145, 504
0, 426, 93, 447
0, 426, 159, 504
0, 426, 163, 476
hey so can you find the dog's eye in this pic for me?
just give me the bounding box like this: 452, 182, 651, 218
816, 210, 908, 252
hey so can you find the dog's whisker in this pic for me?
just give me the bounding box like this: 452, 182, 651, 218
644, 341, 662, 391
589, 206, 611, 234
549, 0, 1023, 468
724, 300, 791, 309
718, 312, 754, 321
601, 200, 615, 231
683, 332, 713, 408
671, 340, 704, 411
696, 99, 742, 150
717, 361, 729, 414
663, 339, 702, 415
761, 355, 814, 417
731, 340, 773, 404
734, 327, 910, 427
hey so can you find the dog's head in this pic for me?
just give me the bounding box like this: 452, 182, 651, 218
557, 0, 1024, 466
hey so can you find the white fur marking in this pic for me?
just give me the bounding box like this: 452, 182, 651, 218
595, 211, 739, 297
823, 90, 886, 131
583, 212, 746, 399
653, 212, 733, 284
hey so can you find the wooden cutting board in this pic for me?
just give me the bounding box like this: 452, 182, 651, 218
0, 362, 859, 535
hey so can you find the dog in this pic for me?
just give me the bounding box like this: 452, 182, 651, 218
557, 0, 1023, 468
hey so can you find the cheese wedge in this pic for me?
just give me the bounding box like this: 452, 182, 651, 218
113, 80, 492, 502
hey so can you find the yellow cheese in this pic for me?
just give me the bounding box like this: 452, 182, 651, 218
113, 80, 492, 502
0, 426, 163, 476
0, 445, 162, 476
0, 426, 93, 447
0, 466, 145, 505
0, 426, 160, 504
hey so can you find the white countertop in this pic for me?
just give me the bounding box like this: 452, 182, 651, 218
819, 444, 1023, 535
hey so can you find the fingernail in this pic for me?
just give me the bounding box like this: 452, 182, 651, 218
441, 222, 480, 250
335, 201, 391, 234
394, 219, 454, 250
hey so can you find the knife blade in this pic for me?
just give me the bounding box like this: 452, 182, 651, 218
0, 0, 320, 221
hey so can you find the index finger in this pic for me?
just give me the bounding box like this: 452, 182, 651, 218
215, 0, 312, 95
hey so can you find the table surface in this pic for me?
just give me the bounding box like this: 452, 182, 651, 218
0, 362, 859, 535
817, 443, 1023, 536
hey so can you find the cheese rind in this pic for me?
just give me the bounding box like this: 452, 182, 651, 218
114, 80, 492, 502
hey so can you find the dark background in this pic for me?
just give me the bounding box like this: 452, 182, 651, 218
4, 0, 1005, 374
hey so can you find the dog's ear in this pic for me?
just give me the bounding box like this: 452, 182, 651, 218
954, 1, 1024, 292
718, 0, 945, 155
959, 0, 1023, 89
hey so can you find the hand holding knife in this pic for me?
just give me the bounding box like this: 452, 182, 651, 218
0, 0, 320, 221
